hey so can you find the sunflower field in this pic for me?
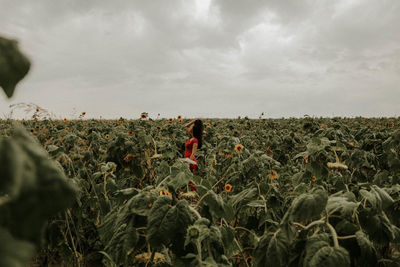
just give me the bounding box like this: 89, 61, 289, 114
1, 37, 400, 267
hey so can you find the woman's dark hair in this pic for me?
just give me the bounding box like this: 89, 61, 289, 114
193, 119, 203, 149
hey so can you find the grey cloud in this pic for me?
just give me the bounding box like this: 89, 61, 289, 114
0, 0, 399, 118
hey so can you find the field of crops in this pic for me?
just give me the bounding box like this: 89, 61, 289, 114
1, 115, 400, 267
1, 34, 400, 267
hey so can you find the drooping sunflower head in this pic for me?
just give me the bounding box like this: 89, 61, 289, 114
234, 144, 244, 153
141, 113, 147, 119
225, 184, 232, 192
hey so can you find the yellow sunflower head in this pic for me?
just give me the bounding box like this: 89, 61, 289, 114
225, 184, 232, 192
234, 144, 244, 153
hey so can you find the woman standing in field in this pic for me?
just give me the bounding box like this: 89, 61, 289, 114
184, 118, 203, 176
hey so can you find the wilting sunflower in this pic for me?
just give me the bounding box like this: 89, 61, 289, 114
159, 189, 172, 197
234, 144, 244, 153
225, 184, 232, 192
82, 112, 86, 116
65, 127, 69, 131
312, 176, 317, 182
140, 113, 147, 119
268, 170, 277, 179
124, 153, 135, 162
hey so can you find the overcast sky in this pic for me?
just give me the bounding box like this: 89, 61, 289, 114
1, 0, 399, 119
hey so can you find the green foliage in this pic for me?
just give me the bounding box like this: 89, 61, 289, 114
284, 186, 328, 223
0, 36, 31, 98
0, 126, 77, 244
0, 227, 36, 267
326, 191, 358, 218
355, 230, 378, 266
308, 246, 350, 267
147, 196, 174, 249
1, 79, 400, 266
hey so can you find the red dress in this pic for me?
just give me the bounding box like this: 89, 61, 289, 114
184, 137, 198, 172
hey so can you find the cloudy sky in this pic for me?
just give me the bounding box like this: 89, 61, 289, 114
0, 0, 399, 119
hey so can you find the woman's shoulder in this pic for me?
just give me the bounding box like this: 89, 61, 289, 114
191, 137, 199, 143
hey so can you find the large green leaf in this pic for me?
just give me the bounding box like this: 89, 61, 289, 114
308, 246, 350, 267
0, 126, 77, 244
0, 227, 36, 267
102, 221, 138, 265
254, 233, 273, 267
228, 187, 258, 211
306, 137, 332, 154
0, 36, 31, 98
326, 192, 358, 218
266, 231, 290, 267
285, 186, 328, 222
147, 197, 193, 251
371, 185, 394, 210
355, 230, 378, 267
254, 231, 289, 267
147, 196, 173, 249
302, 234, 331, 266
128, 190, 158, 216
202, 189, 234, 222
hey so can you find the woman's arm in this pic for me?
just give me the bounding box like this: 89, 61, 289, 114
185, 119, 197, 128
185, 120, 196, 128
